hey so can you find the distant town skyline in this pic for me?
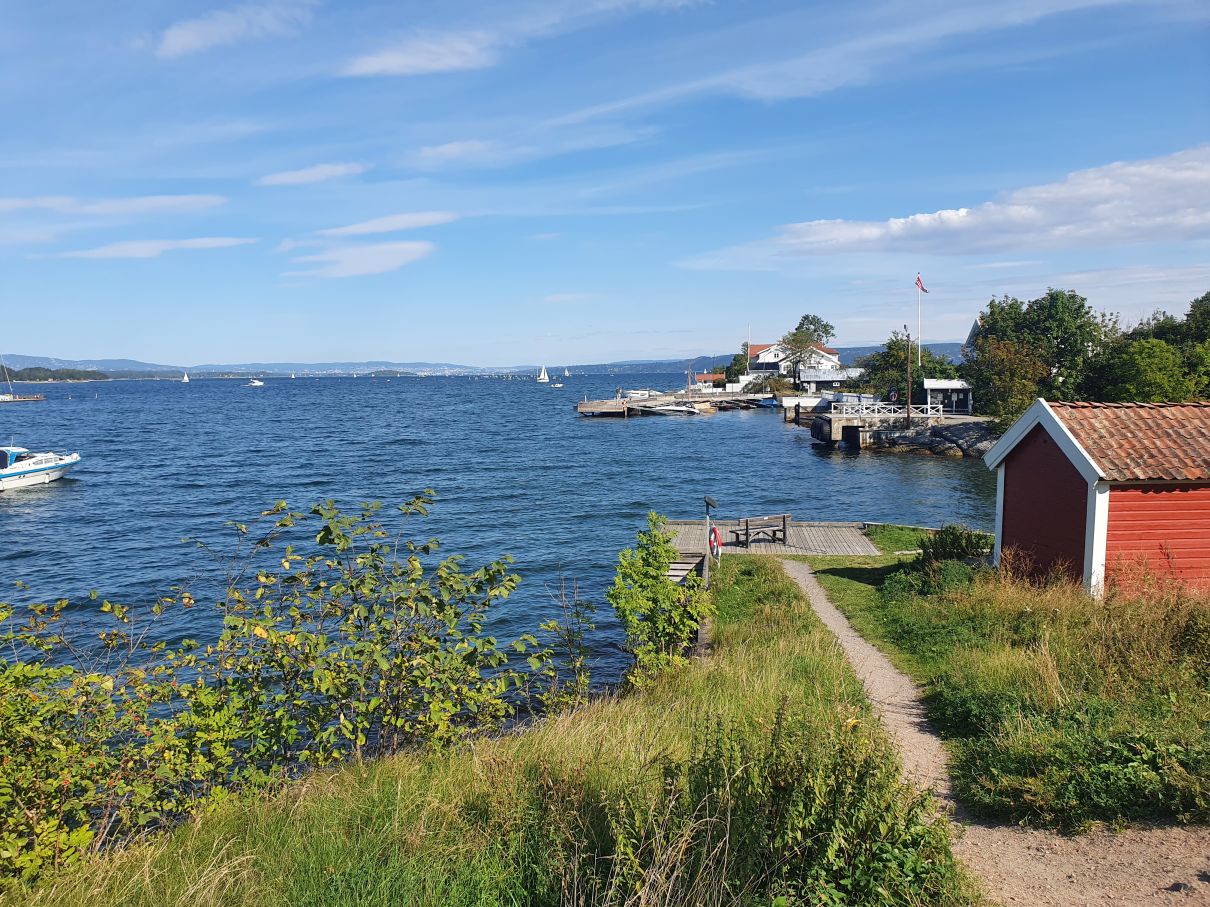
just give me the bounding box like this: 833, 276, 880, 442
4, 0, 1208, 366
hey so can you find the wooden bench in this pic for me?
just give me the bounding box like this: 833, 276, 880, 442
732, 514, 791, 548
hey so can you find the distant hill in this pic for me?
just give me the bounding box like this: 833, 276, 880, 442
836, 342, 964, 366
2, 343, 964, 378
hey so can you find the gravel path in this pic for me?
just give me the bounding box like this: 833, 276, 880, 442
779, 559, 1210, 907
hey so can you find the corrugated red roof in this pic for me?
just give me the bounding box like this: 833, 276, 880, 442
1050, 401, 1210, 482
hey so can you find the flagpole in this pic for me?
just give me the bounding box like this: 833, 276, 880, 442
916, 274, 922, 368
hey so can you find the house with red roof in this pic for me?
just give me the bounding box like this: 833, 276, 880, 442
984, 400, 1210, 594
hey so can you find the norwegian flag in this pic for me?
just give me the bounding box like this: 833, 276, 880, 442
915, 274, 929, 293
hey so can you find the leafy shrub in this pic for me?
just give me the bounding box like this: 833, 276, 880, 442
0, 495, 558, 886
607, 513, 711, 684
919, 525, 992, 563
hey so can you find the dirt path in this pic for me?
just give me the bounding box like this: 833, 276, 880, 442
779, 559, 1210, 907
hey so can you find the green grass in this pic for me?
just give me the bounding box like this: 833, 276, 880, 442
8, 557, 974, 907
808, 557, 1210, 831
862, 524, 932, 555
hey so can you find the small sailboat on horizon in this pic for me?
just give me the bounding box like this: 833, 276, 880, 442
181, 372, 189, 383
537, 366, 550, 384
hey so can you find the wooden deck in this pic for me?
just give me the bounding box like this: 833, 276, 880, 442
666, 520, 880, 557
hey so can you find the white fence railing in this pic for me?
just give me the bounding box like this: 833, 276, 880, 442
831, 402, 943, 417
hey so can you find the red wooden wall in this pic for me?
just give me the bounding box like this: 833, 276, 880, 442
1002, 425, 1087, 581
1106, 484, 1210, 582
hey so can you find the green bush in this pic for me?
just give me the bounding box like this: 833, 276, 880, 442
607, 513, 711, 685
0, 495, 557, 886
919, 526, 992, 563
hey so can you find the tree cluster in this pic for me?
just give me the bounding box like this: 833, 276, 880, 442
854, 331, 956, 403
961, 288, 1209, 427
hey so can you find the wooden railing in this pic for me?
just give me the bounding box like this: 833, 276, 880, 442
830, 402, 943, 417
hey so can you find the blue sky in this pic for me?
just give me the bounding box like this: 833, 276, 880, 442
3, 0, 1208, 366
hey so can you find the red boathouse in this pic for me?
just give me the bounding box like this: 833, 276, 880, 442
984, 400, 1210, 594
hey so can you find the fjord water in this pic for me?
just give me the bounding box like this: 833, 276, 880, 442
0, 376, 995, 683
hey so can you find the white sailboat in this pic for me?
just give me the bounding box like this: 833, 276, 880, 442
181, 372, 190, 383
563, 367, 571, 378
537, 366, 550, 384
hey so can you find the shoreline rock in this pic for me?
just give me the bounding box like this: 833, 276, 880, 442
868, 420, 1000, 459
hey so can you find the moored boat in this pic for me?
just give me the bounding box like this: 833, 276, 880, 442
246, 378, 265, 387
0, 447, 80, 491
0, 392, 45, 403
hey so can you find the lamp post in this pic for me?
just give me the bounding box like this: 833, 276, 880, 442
704, 495, 718, 588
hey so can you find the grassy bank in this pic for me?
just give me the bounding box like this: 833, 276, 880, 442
808, 553, 1210, 831
7, 556, 972, 907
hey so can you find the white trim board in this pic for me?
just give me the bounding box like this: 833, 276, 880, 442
983, 398, 1104, 485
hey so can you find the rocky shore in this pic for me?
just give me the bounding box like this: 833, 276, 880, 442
870, 419, 1000, 458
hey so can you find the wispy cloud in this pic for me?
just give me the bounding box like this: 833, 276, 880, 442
157, 1, 316, 59
318, 212, 459, 237
343, 31, 499, 77
343, 0, 702, 78
57, 238, 256, 259
684, 146, 1210, 268
286, 241, 435, 278
256, 162, 368, 186
414, 140, 498, 165
409, 126, 654, 172
551, 0, 1176, 125
0, 195, 226, 216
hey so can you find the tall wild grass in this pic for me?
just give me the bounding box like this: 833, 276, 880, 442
7, 556, 973, 907
813, 553, 1210, 830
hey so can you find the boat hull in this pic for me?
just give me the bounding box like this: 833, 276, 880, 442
0, 455, 80, 491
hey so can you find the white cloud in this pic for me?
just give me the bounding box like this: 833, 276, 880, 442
343, 31, 499, 77
286, 241, 435, 277
256, 162, 368, 186
685, 146, 1210, 268
415, 140, 498, 165
157, 1, 315, 59
318, 212, 459, 237
409, 126, 653, 172
58, 238, 256, 259
0, 195, 226, 216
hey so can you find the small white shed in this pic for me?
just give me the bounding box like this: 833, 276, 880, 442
923, 378, 972, 414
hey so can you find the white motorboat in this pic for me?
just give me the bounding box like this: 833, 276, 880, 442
0, 447, 80, 491
552, 382, 564, 388
537, 366, 550, 384
647, 404, 699, 415
246, 379, 265, 387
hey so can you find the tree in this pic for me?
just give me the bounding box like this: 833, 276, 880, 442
781, 313, 836, 386
1101, 338, 1197, 402
723, 343, 749, 384
960, 338, 1048, 430
1185, 291, 1210, 345
855, 331, 956, 404
967, 289, 1117, 400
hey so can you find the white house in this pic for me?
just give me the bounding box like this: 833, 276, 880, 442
747, 341, 841, 377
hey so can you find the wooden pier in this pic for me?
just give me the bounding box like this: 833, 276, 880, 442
666, 520, 880, 557
576, 391, 768, 417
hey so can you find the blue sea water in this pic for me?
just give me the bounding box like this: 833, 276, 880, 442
0, 375, 996, 683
